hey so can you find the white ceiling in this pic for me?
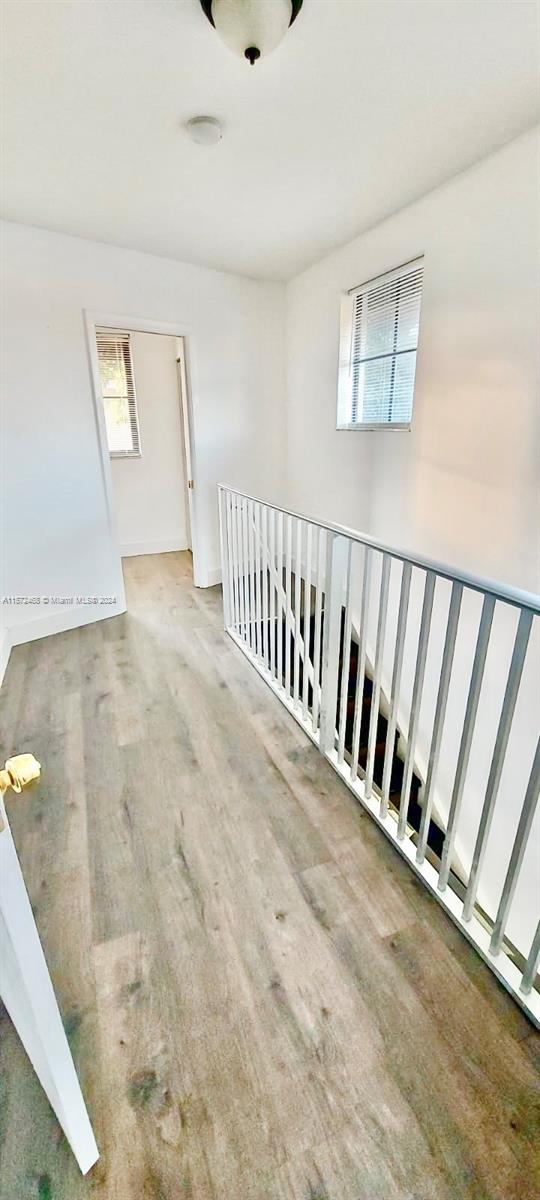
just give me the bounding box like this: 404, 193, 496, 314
2, 0, 539, 281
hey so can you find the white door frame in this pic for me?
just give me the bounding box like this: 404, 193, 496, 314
83, 311, 204, 588
175, 341, 194, 553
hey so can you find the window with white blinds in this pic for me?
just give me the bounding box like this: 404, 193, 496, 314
96, 330, 141, 456
337, 257, 424, 429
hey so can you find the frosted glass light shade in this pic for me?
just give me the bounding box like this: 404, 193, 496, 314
210, 0, 294, 62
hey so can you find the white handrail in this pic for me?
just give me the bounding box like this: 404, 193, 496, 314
218, 484, 540, 615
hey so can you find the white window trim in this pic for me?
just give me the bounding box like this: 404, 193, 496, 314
336, 255, 424, 432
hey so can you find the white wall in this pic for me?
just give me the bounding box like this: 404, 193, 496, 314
0, 221, 286, 650
285, 127, 539, 591
285, 127, 540, 955
108, 331, 188, 557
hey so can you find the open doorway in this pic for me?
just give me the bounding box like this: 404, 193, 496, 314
86, 314, 201, 592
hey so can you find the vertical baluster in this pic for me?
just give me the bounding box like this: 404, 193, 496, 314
320, 535, 350, 755
267, 504, 276, 676
250, 499, 256, 657
235, 495, 246, 640
462, 608, 533, 922
438, 593, 496, 892
249, 499, 256, 654
380, 562, 412, 817
520, 920, 540, 996
490, 737, 540, 954
365, 554, 391, 798
251, 498, 257, 656
302, 523, 313, 720
397, 570, 436, 838
350, 546, 372, 781
416, 582, 463, 863
236, 494, 244, 643
293, 519, 303, 705
230, 489, 240, 633
261, 505, 269, 670
269, 508, 276, 679
312, 526, 325, 731
253, 500, 259, 654
248, 498, 256, 655
244, 494, 253, 652
277, 510, 284, 687
337, 544, 353, 764
239, 496, 247, 645
285, 514, 293, 696
226, 492, 235, 630
253, 501, 261, 662
240, 496, 248, 648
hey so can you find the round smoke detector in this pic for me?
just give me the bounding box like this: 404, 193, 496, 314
186, 116, 223, 146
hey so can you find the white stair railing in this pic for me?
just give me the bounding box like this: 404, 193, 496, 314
218, 484, 540, 1025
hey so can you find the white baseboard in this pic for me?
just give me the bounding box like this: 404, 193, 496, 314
120, 539, 188, 558
204, 566, 222, 587
0, 603, 127, 685
0, 629, 13, 688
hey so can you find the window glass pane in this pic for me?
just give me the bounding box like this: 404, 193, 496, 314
391, 351, 417, 423
354, 351, 417, 425
395, 289, 422, 353
96, 331, 140, 455
342, 258, 423, 428
363, 292, 396, 359
103, 395, 134, 454
99, 355, 127, 398
356, 357, 394, 423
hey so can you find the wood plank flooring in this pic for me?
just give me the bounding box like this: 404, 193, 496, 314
0, 551, 538, 1200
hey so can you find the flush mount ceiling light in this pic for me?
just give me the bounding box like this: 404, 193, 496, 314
199, 0, 303, 65
186, 115, 223, 144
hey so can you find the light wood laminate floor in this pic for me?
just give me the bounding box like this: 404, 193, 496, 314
0, 552, 538, 1200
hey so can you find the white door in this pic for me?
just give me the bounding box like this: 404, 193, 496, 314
0, 787, 98, 1174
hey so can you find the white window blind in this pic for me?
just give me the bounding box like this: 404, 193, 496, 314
338, 257, 424, 429
96, 330, 141, 456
